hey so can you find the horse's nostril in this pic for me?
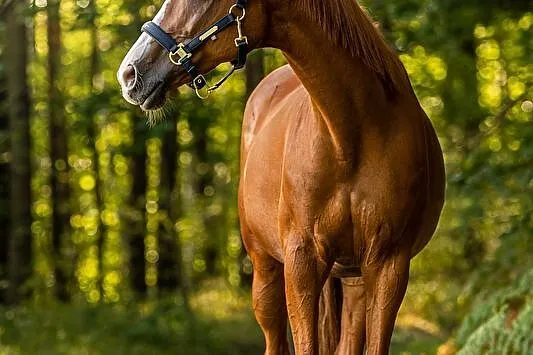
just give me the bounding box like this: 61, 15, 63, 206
121, 64, 137, 90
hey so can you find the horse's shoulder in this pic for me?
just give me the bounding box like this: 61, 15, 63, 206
245, 65, 303, 115
242, 64, 307, 143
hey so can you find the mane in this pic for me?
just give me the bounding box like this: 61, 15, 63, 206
297, 0, 408, 91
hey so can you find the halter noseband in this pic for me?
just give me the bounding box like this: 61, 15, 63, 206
141, 0, 248, 99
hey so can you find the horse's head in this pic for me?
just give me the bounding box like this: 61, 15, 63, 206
117, 0, 267, 111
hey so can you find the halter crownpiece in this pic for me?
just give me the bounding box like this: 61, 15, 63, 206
141, 0, 248, 99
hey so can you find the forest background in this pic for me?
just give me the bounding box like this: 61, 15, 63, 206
0, 0, 532, 354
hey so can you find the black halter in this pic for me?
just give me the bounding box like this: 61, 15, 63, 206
141, 0, 248, 99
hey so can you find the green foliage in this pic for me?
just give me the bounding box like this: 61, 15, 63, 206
0, 280, 454, 355
363, 1, 533, 338
0, 0, 532, 352
391, 327, 444, 355
0, 283, 263, 355
456, 270, 533, 354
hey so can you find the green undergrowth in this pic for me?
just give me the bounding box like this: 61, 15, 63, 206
455, 269, 533, 355
0, 279, 446, 355
392, 327, 444, 355
0, 281, 263, 355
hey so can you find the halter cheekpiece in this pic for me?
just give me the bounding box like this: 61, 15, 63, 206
141, 0, 248, 99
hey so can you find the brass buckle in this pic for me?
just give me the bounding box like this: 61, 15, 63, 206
235, 36, 248, 47
169, 43, 192, 66
192, 75, 211, 100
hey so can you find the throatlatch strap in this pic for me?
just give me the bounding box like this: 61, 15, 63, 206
233, 41, 248, 69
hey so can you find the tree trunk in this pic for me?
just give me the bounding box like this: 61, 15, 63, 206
157, 120, 183, 292
126, 119, 148, 299
5, 0, 32, 304
437, 12, 488, 269
47, 0, 70, 302
0, 26, 9, 303
119, 3, 148, 300
87, 0, 107, 301
0, 106, 8, 304
245, 50, 265, 98
193, 130, 219, 276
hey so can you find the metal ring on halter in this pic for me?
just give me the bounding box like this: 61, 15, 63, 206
228, 4, 246, 20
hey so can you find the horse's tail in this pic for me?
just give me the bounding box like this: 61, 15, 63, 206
318, 276, 342, 355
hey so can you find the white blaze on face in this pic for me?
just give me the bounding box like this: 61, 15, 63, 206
119, 0, 172, 73
152, 0, 214, 36
153, 0, 172, 25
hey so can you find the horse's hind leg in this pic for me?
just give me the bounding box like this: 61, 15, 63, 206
362, 248, 411, 354
319, 277, 341, 355
335, 277, 366, 355
251, 253, 290, 355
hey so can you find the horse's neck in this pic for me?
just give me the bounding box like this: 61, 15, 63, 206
266, 4, 408, 160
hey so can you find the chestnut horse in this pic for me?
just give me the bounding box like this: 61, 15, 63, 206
117, 0, 446, 354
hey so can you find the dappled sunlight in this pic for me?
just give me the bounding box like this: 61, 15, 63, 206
190, 279, 252, 320
0, 0, 531, 353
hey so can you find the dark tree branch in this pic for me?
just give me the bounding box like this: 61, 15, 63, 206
466, 88, 531, 149
0, 0, 16, 18
483, 89, 531, 137
493, 90, 530, 126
